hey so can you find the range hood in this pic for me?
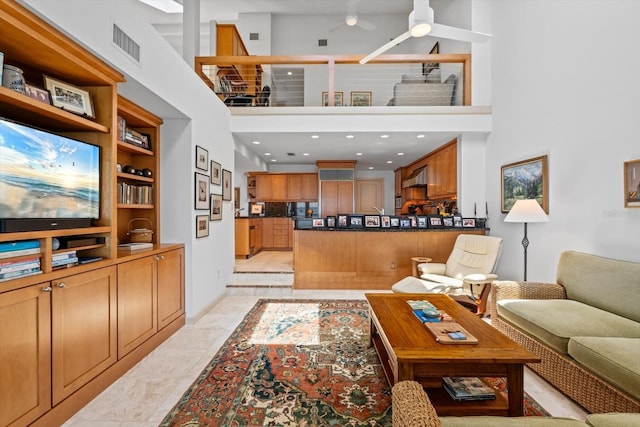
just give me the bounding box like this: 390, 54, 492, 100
402, 167, 428, 188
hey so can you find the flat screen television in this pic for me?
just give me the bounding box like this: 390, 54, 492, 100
0, 117, 100, 232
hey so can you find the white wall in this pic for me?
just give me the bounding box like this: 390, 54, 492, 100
25, 0, 235, 321
487, 0, 640, 282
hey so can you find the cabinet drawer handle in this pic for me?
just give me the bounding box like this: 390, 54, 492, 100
155, 255, 165, 261
42, 286, 52, 292
57, 283, 66, 288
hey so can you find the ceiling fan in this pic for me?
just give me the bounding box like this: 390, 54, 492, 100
329, 0, 376, 33
359, 0, 491, 64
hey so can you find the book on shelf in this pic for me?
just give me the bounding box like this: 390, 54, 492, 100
442, 377, 496, 401
52, 250, 77, 262
0, 247, 41, 259
0, 240, 40, 252
0, 259, 41, 274
117, 242, 153, 251
0, 267, 43, 281
423, 321, 478, 344
52, 256, 79, 267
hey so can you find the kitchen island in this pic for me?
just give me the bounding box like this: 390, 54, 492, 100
293, 228, 486, 290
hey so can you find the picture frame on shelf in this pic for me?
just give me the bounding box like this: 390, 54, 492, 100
381, 215, 391, 228
196, 215, 209, 238
44, 75, 94, 118
428, 215, 443, 228
442, 216, 454, 228
453, 216, 463, 228
24, 84, 51, 105
312, 218, 325, 228
348, 215, 364, 228
337, 214, 349, 228
399, 218, 412, 228
210, 193, 222, 221
322, 91, 343, 106
364, 215, 380, 227
350, 91, 372, 107
210, 160, 222, 185
195, 145, 208, 171
417, 216, 428, 228
390, 217, 400, 228
501, 155, 549, 213
408, 215, 418, 228
326, 216, 336, 228
194, 172, 209, 210
462, 218, 476, 228
222, 169, 232, 201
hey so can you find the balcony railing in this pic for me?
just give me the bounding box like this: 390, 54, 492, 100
195, 53, 471, 107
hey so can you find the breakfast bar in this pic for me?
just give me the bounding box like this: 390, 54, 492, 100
293, 227, 485, 290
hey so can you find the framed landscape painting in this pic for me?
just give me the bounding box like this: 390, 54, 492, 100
501, 155, 549, 213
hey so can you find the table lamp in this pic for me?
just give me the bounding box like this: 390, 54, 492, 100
504, 199, 549, 281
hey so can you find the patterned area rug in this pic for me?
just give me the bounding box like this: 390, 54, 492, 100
161, 299, 548, 426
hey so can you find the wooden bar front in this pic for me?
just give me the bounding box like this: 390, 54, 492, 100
293, 229, 485, 289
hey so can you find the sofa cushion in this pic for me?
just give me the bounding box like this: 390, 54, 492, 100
497, 299, 640, 354
556, 251, 640, 323
569, 337, 640, 400
441, 416, 586, 426
392, 76, 456, 106
586, 412, 640, 427
401, 73, 426, 83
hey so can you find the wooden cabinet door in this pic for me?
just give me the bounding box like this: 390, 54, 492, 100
262, 218, 274, 248
337, 181, 354, 214
394, 169, 403, 197
157, 249, 185, 331
0, 283, 51, 427
117, 257, 157, 358
253, 219, 263, 251
273, 218, 290, 248
320, 181, 338, 216
255, 174, 272, 200
235, 218, 250, 257
287, 174, 303, 200
302, 173, 319, 201
51, 267, 117, 404
271, 174, 287, 201
443, 143, 457, 195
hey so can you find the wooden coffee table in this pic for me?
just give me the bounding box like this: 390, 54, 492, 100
365, 293, 540, 416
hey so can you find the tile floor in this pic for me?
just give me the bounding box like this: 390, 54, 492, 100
63, 251, 588, 426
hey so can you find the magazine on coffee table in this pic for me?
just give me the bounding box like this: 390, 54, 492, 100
424, 321, 478, 344
442, 377, 496, 401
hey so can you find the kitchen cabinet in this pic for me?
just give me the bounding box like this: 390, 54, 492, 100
262, 218, 274, 248
320, 181, 354, 216
248, 173, 319, 202
0, 283, 51, 427
51, 267, 117, 404
273, 218, 291, 248
271, 175, 288, 201
235, 218, 251, 258
287, 174, 303, 200
428, 141, 457, 199
156, 249, 185, 331
255, 174, 272, 200
302, 173, 319, 201
252, 219, 263, 253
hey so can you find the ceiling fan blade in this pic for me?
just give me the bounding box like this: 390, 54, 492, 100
328, 22, 345, 33
359, 31, 411, 64
429, 23, 492, 43
357, 20, 376, 31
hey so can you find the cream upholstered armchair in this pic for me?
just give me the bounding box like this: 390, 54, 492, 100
391, 234, 503, 315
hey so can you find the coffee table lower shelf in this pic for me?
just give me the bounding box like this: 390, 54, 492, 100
424, 385, 509, 417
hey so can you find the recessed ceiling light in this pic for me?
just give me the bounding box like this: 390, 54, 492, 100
303, 153, 310, 156
368, 166, 374, 170
397, 152, 404, 156
356, 152, 363, 156
381, 134, 389, 138
311, 135, 319, 139
287, 71, 293, 76
271, 159, 277, 162
417, 134, 426, 139
253, 140, 261, 145
387, 160, 393, 164
346, 135, 354, 139
265, 153, 271, 156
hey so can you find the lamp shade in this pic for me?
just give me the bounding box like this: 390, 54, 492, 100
504, 199, 549, 223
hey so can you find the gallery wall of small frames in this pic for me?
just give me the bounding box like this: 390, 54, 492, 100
194, 145, 230, 238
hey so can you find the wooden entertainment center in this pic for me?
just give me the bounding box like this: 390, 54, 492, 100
0, 3, 184, 427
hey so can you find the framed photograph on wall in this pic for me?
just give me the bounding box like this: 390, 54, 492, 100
196, 215, 209, 238
210, 160, 222, 185
210, 193, 222, 221
44, 75, 94, 118
195, 145, 208, 171
194, 172, 209, 210
501, 155, 549, 213
322, 91, 343, 106
350, 91, 372, 107
222, 169, 232, 201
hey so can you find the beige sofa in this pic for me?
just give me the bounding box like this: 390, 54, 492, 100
392, 380, 640, 427
490, 251, 640, 414
387, 71, 457, 106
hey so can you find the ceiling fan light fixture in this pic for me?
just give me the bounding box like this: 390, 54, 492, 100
409, 7, 433, 37
345, 15, 358, 26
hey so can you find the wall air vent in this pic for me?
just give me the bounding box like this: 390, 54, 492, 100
287, 153, 295, 156
112, 23, 140, 63
319, 169, 354, 181
250, 32, 259, 40
318, 39, 328, 47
